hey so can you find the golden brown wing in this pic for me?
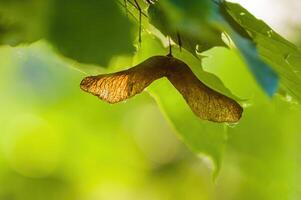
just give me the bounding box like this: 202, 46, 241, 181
80, 56, 168, 104
166, 57, 242, 123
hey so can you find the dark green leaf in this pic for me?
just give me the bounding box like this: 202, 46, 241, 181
148, 1, 226, 57
0, 0, 135, 66
47, 0, 135, 66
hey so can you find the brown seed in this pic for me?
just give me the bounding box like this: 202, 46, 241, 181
80, 56, 243, 123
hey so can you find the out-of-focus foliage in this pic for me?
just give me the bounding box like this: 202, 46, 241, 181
1, 39, 301, 200
1, 0, 301, 200
0, 0, 135, 66
0, 0, 280, 94
0, 0, 47, 45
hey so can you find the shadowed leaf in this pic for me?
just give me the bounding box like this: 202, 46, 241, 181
148, 2, 226, 56
47, 0, 135, 66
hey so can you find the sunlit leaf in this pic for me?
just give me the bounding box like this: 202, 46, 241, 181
218, 2, 279, 96
148, 78, 227, 175
224, 2, 301, 101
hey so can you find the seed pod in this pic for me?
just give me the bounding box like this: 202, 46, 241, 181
80, 56, 243, 123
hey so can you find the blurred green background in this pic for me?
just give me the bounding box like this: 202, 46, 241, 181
1, 0, 301, 200
1, 39, 301, 200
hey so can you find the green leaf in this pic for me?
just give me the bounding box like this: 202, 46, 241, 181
136, 33, 239, 100
225, 30, 279, 97
147, 1, 278, 97
47, 0, 135, 66
132, 33, 236, 175
0, 0, 135, 66
148, 1, 226, 57
218, 2, 279, 97
223, 2, 301, 100
0, 0, 47, 45
148, 78, 227, 175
